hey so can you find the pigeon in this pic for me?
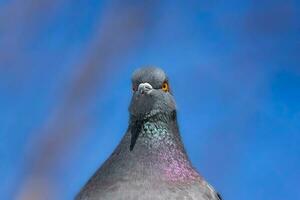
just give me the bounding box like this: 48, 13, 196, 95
76, 67, 222, 200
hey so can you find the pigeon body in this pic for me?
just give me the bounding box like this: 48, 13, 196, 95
76, 67, 222, 200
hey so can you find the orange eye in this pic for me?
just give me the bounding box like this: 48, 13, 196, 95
162, 82, 169, 92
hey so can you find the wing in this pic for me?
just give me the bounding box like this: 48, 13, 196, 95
203, 181, 223, 200
217, 192, 223, 200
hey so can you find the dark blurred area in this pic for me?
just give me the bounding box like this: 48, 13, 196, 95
0, 0, 299, 200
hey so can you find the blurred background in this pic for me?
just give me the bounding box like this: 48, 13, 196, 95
0, 0, 299, 199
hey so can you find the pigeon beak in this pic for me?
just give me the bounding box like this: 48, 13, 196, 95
138, 82, 153, 95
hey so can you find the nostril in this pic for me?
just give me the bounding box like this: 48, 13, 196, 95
144, 85, 152, 90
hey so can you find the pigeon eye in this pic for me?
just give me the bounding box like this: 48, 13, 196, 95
132, 85, 138, 92
162, 82, 169, 92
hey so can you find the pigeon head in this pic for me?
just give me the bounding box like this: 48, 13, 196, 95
129, 67, 176, 119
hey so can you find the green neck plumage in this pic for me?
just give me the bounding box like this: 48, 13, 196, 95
129, 110, 178, 151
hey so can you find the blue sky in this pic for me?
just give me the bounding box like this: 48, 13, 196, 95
0, 0, 299, 199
